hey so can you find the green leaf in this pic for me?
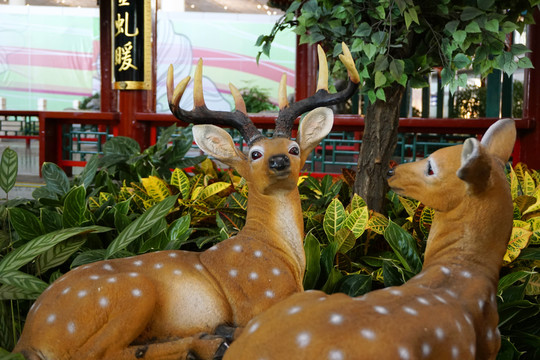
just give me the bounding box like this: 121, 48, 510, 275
371, 31, 386, 46
0, 226, 109, 272
63, 186, 87, 228
103, 136, 140, 156
8, 207, 44, 241
453, 53, 471, 69
465, 21, 481, 33
0, 148, 18, 194
375, 88, 386, 101
344, 207, 369, 238
0, 270, 48, 295
389, 59, 405, 80
105, 195, 179, 258
375, 71, 386, 88
0, 284, 42, 300
171, 168, 191, 199
36, 237, 86, 275
498, 271, 533, 294
364, 43, 377, 60
339, 274, 372, 297
501, 21, 519, 34
79, 154, 98, 189
452, 30, 467, 45
477, 0, 495, 10
484, 19, 499, 33
374, 55, 389, 72
166, 214, 191, 250
511, 44, 532, 56
444, 20, 459, 34
41, 162, 70, 196
518, 57, 534, 69
460, 7, 484, 21
323, 198, 346, 242
383, 220, 422, 273
303, 231, 321, 290
353, 22, 371, 37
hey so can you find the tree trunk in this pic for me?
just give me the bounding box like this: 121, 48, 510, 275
354, 83, 405, 213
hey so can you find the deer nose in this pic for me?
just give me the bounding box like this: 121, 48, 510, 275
387, 168, 395, 178
269, 155, 290, 171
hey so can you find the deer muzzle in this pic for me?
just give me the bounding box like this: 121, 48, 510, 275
268, 155, 290, 174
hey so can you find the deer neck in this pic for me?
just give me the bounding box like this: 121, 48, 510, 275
240, 186, 306, 282
422, 187, 513, 285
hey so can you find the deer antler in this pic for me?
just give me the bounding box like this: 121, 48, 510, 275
274, 42, 361, 139
167, 59, 264, 145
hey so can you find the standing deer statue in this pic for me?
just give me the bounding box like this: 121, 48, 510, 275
13, 43, 360, 360
224, 118, 516, 360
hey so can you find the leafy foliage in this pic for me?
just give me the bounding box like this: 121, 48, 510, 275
239, 85, 279, 113
258, 0, 538, 103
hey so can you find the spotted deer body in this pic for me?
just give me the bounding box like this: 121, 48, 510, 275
14, 44, 360, 360
224, 119, 516, 360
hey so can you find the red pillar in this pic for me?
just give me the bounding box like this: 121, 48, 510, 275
295, 39, 317, 102
521, 8, 540, 169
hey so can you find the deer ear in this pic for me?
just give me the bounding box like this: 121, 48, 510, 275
192, 125, 247, 170
480, 118, 516, 163
297, 107, 334, 163
457, 138, 492, 194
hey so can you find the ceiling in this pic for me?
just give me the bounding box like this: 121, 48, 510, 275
2, 0, 283, 14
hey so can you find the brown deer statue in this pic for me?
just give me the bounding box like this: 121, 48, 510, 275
13, 43, 360, 360
224, 118, 516, 360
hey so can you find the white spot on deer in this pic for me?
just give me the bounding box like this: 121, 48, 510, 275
360, 329, 376, 341
389, 289, 403, 296
329, 313, 344, 325
233, 244, 242, 252
422, 343, 431, 357
464, 313, 473, 325
288, 306, 302, 315
486, 328, 494, 341
103, 264, 113, 271
328, 349, 344, 360
89, 275, 100, 280
440, 266, 451, 275
249, 272, 259, 280
173, 269, 182, 275
254, 250, 262, 258
445, 289, 458, 298
452, 346, 459, 359
208, 245, 218, 251
373, 306, 389, 315
46, 314, 56, 324
154, 263, 163, 269
272, 268, 281, 276
99, 297, 109, 308
229, 269, 238, 277
478, 299, 485, 310
132, 289, 142, 297
435, 327, 445, 340
67, 321, 76, 334
168, 252, 178, 257
296, 332, 311, 348
398, 346, 410, 360
133, 260, 143, 266
417, 297, 430, 305
195, 264, 204, 271
81, 265, 91, 270
433, 294, 448, 304
129, 272, 139, 277
265, 290, 275, 298
469, 343, 476, 355
107, 277, 117, 283
403, 306, 418, 316
61, 287, 71, 295
460, 270, 472, 278
455, 320, 463, 333
78, 290, 88, 298
248, 321, 259, 334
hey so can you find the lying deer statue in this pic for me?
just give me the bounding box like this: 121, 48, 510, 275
13, 43, 360, 360
224, 118, 516, 360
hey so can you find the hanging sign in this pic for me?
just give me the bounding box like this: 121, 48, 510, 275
112, 0, 152, 90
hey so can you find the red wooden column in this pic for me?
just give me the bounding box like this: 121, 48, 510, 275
295, 39, 317, 102
521, 8, 540, 169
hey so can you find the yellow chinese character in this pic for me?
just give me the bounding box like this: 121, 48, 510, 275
115, 41, 138, 71
118, 0, 130, 6
114, 12, 139, 37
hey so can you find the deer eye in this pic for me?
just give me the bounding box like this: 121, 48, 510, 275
288, 146, 300, 156
426, 160, 435, 176
250, 150, 263, 160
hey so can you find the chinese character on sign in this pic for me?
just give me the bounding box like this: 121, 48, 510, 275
115, 41, 138, 71
115, 12, 139, 37
118, 0, 130, 6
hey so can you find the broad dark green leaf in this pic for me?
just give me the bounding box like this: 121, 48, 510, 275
353, 22, 371, 37
103, 136, 140, 156
339, 274, 372, 297
105, 195, 179, 258
36, 237, 86, 275
384, 220, 422, 273
8, 207, 44, 241
498, 271, 533, 294
0, 148, 18, 194
0, 270, 48, 295
41, 162, 70, 196
453, 53, 471, 69
477, 0, 495, 10
303, 231, 321, 290
0, 226, 110, 272
80, 154, 99, 189
460, 6, 484, 21
40, 208, 63, 233
63, 186, 87, 228
0, 284, 43, 300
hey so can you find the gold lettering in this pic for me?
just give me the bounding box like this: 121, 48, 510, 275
114, 12, 139, 37
115, 41, 138, 71
118, 0, 130, 6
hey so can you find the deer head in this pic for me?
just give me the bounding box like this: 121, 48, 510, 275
223, 119, 516, 360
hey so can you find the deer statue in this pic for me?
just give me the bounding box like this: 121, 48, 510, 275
224, 118, 516, 360
13, 43, 360, 360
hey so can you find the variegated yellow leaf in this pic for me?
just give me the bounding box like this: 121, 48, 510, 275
523, 187, 540, 216
191, 186, 203, 200
514, 163, 527, 190
344, 207, 369, 238
297, 175, 308, 186
525, 272, 540, 296
171, 168, 190, 199
514, 219, 532, 231
523, 171, 536, 197
399, 196, 419, 217
527, 217, 540, 245
367, 212, 389, 235
323, 198, 346, 242
508, 166, 519, 200
503, 226, 532, 264
336, 228, 357, 254
199, 158, 217, 178
350, 194, 367, 211
142, 176, 171, 201
197, 182, 231, 201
